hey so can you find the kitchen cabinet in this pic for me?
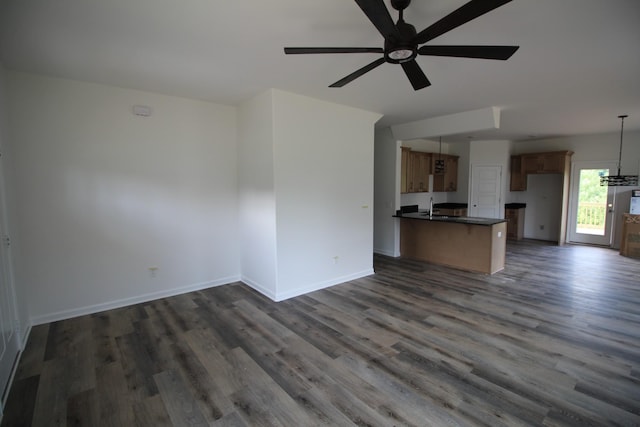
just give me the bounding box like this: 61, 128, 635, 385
434, 203, 468, 217
400, 147, 457, 193
521, 151, 572, 175
410, 151, 432, 193
510, 155, 527, 191
620, 214, 640, 258
432, 154, 459, 192
401, 148, 432, 193
401, 147, 411, 194
505, 205, 525, 240
511, 151, 572, 191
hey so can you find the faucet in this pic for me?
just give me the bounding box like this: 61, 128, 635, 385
429, 197, 433, 219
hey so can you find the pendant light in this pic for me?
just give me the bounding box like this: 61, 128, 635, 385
435, 136, 445, 174
600, 115, 639, 186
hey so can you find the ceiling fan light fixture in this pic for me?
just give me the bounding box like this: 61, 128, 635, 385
388, 47, 414, 62
600, 115, 639, 187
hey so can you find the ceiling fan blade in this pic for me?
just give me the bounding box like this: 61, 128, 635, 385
329, 57, 386, 87
354, 0, 401, 40
401, 60, 431, 90
418, 45, 519, 60
414, 0, 513, 45
284, 47, 384, 54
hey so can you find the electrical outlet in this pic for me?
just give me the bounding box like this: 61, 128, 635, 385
148, 266, 158, 278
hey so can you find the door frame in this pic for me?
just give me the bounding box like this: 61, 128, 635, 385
567, 160, 618, 246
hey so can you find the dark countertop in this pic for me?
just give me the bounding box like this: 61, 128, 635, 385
505, 203, 527, 209
394, 212, 506, 226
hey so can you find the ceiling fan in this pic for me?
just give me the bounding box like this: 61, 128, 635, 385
284, 0, 519, 90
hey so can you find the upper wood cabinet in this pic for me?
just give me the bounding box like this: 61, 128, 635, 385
400, 147, 458, 193
401, 148, 433, 193
410, 151, 432, 193
511, 151, 573, 191
432, 154, 459, 192
510, 155, 527, 191
401, 147, 411, 194
521, 151, 573, 174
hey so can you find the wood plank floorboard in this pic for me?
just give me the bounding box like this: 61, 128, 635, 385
3, 240, 640, 426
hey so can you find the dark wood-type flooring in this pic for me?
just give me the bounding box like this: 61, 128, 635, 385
3, 240, 640, 426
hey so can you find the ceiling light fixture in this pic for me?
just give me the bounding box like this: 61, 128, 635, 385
387, 47, 414, 62
600, 115, 639, 186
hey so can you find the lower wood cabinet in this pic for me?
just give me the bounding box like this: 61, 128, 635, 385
505, 207, 525, 240
620, 214, 640, 258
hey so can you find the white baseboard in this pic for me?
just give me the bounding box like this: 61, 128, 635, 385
19, 323, 31, 352
374, 248, 398, 257
30, 275, 241, 325
1, 321, 30, 413
243, 269, 375, 302
240, 275, 277, 301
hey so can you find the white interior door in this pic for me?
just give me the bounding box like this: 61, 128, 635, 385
470, 165, 502, 218
0, 155, 19, 410
0, 239, 19, 408
568, 161, 617, 245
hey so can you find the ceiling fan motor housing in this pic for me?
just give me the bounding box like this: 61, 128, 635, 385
385, 20, 417, 63
390, 0, 411, 11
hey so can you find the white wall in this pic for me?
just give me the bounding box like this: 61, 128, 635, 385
272, 90, 381, 300
237, 90, 278, 298
449, 141, 470, 205
5, 72, 240, 323
373, 127, 399, 257
522, 174, 564, 240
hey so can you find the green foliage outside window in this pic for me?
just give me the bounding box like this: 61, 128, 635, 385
577, 169, 608, 227
578, 169, 608, 203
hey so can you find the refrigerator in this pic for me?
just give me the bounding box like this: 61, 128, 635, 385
631, 189, 640, 214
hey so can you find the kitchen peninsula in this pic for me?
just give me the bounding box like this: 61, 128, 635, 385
395, 212, 507, 274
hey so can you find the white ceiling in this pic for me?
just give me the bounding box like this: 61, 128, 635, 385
1, 0, 639, 141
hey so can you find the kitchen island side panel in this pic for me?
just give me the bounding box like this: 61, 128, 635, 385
400, 219, 506, 274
